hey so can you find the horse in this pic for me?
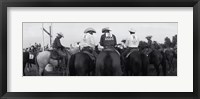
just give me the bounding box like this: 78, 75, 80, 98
149, 49, 166, 76
35, 49, 70, 76
23, 51, 37, 75
125, 49, 149, 76
139, 41, 166, 76
164, 48, 176, 73
96, 49, 123, 76
69, 47, 96, 76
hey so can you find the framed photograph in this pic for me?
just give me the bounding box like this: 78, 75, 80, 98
0, 0, 199, 99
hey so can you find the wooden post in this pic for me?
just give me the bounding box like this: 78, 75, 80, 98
49, 25, 52, 47
42, 23, 45, 51
50, 23, 53, 48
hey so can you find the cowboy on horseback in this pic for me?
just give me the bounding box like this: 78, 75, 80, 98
53, 32, 66, 56
121, 28, 139, 65
95, 27, 122, 76
80, 27, 98, 61
100, 27, 117, 49
68, 28, 98, 76
52, 32, 67, 68
145, 35, 153, 56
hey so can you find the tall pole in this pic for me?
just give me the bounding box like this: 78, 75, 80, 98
51, 23, 53, 48
50, 23, 52, 47
42, 23, 45, 51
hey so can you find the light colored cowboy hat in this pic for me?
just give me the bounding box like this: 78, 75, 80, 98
129, 28, 136, 33
102, 27, 111, 33
146, 35, 152, 39
57, 32, 64, 38
84, 27, 96, 33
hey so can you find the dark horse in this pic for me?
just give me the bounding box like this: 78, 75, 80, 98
164, 49, 176, 73
69, 48, 96, 76
23, 52, 36, 75
149, 49, 167, 76
125, 49, 149, 76
139, 41, 166, 76
96, 49, 123, 76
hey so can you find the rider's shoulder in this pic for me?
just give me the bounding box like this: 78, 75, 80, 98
54, 37, 59, 40
101, 34, 106, 37
112, 34, 116, 37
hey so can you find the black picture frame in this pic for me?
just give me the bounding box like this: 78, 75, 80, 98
0, 0, 199, 99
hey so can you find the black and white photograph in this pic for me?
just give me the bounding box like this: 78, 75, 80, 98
23, 22, 177, 76
1, 0, 199, 98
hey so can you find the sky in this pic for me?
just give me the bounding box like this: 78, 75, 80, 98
23, 22, 177, 48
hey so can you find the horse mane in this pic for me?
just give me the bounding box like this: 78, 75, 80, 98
103, 51, 113, 76
128, 51, 141, 67
70, 52, 93, 76
69, 54, 76, 76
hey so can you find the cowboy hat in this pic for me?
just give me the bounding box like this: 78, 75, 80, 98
57, 32, 64, 38
84, 27, 96, 33
129, 28, 136, 33
102, 27, 111, 33
146, 35, 152, 39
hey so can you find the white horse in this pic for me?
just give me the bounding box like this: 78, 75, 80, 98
36, 50, 70, 76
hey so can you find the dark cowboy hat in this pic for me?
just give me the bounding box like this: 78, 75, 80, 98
84, 27, 96, 33
146, 35, 152, 39
102, 27, 111, 33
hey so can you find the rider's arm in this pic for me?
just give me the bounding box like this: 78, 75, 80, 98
113, 35, 117, 46
125, 37, 129, 47
91, 35, 97, 47
136, 37, 140, 47
57, 39, 64, 49
93, 34, 98, 46
100, 35, 104, 47
88, 34, 95, 48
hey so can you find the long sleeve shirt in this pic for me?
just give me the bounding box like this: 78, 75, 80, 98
53, 37, 64, 49
125, 34, 139, 48
100, 33, 117, 48
81, 33, 97, 49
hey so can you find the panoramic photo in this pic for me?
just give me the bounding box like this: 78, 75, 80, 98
23, 22, 177, 76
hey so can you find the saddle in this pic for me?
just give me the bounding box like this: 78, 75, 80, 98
126, 48, 139, 58
83, 51, 96, 61
49, 50, 63, 60
82, 47, 96, 61
103, 48, 120, 56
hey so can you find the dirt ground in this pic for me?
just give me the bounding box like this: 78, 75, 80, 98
24, 59, 177, 76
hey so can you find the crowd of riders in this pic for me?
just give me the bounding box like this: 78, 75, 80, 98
52, 27, 177, 61
24, 27, 177, 65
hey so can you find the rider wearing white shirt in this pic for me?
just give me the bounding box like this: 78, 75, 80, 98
80, 27, 98, 60
122, 28, 139, 65
125, 33, 139, 48
82, 32, 97, 49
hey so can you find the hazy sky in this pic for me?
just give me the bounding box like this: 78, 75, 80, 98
23, 22, 177, 48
